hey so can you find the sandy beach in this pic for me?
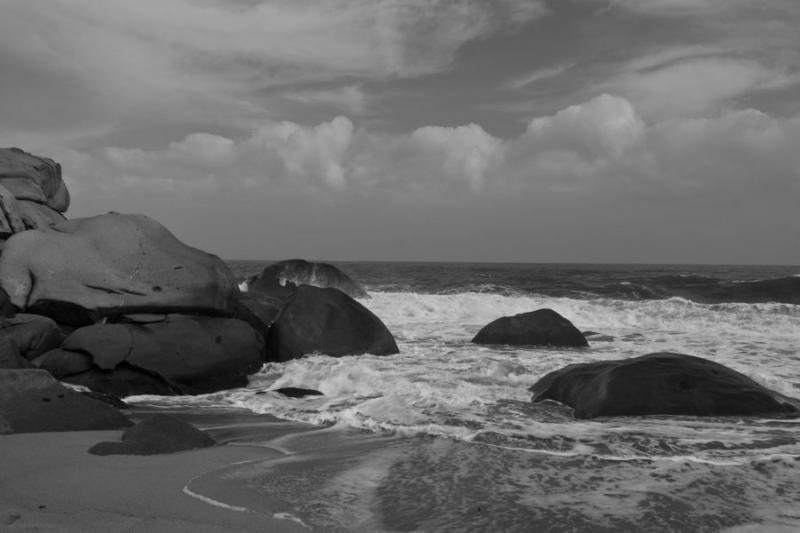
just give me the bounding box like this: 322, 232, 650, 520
0, 409, 318, 533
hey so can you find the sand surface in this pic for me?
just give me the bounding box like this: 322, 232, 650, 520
0, 410, 317, 532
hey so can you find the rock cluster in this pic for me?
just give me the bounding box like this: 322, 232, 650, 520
0, 148, 399, 434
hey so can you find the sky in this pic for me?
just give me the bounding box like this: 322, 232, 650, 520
1, 0, 799, 264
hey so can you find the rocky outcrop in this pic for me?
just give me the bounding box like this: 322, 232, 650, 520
89, 414, 215, 456
0, 148, 69, 238
0, 369, 132, 434
255, 282, 398, 361
0, 213, 239, 326
472, 309, 588, 347
38, 315, 265, 397
249, 259, 369, 298
530, 352, 800, 419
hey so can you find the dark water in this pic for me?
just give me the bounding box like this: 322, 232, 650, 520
229, 260, 800, 304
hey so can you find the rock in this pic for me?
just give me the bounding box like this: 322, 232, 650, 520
0, 369, 131, 434
88, 414, 214, 455
55, 315, 265, 396
472, 309, 588, 348
271, 387, 324, 398
33, 349, 94, 379
265, 284, 398, 361
0, 338, 30, 369
0, 147, 70, 213
0, 314, 64, 360
0, 213, 239, 326
250, 259, 369, 298
530, 352, 800, 419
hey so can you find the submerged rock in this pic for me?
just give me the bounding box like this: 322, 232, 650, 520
249, 259, 369, 298
89, 414, 214, 456
261, 283, 398, 361
41, 315, 265, 396
0, 213, 239, 326
472, 309, 588, 348
530, 352, 800, 419
272, 387, 324, 398
0, 369, 131, 434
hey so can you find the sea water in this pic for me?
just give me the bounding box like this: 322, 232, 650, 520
132, 262, 800, 532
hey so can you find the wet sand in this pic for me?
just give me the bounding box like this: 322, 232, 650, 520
0, 409, 318, 532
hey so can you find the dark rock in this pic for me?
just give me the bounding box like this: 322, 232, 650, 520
81, 390, 130, 409
0, 314, 64, 360
266, 284, 398, 361
0, 337, 30, 369
530, 352, 800, 419
249, 259, 369, 298
33, 349, 94, 379
0, 369, 132, 434
57, 315, 265, 396
472, 309, 588, 348
88, 414, 214, 455
0, 213, 239, 326
272, 387, 324, 398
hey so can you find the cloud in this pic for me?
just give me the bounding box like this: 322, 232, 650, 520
505, 64, 573, 90
0, 0, 547, 149
282, 85, 370, 115
597, 56, 799, 120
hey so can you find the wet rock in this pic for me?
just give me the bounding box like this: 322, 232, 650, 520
88, 414, 214, 455
0, 369, 131, 434
249, 259, 369, 298
0, 213, 239, 326
530, 352, 800, 419
473, 309, 588, 348
272, 387, 324, 398
265, 284, 398, 361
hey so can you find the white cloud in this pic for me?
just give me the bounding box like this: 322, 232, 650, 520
506, 64, 573, 90
600, 58, 798, 120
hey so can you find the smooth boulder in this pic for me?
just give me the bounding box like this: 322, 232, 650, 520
89, 414, 214, 456
0, 213, 239, 325
530, 352, 800, 419
249, 259, 369, 298
0, 369, 131, 434
472, 309, 588, 347
43, 315, 265, 396
264, 284, 398, 361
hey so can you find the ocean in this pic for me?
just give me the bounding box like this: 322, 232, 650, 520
131, 262, 800, 532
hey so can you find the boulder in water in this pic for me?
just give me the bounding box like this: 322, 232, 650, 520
530, 352, 800, 419
472, 309, 588, 348
43, 315, 265, 396
263, 283, 398, 361
249, 259, 369, 298
0, 213, 239, 326
0, 369, 132, 434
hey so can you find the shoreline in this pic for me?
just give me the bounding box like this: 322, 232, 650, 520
0, 408, 323, 532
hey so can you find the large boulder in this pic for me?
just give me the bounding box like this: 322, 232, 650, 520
260, 283, 398, 361
530, 352, 800, 419
0, 213, 239, 326
472, 309, 588, 348
39, 315, 265, 396
249, 259, 369, 298
0, 147, 70, 213
0, 369, 132, 434
88, 414, 215, 456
